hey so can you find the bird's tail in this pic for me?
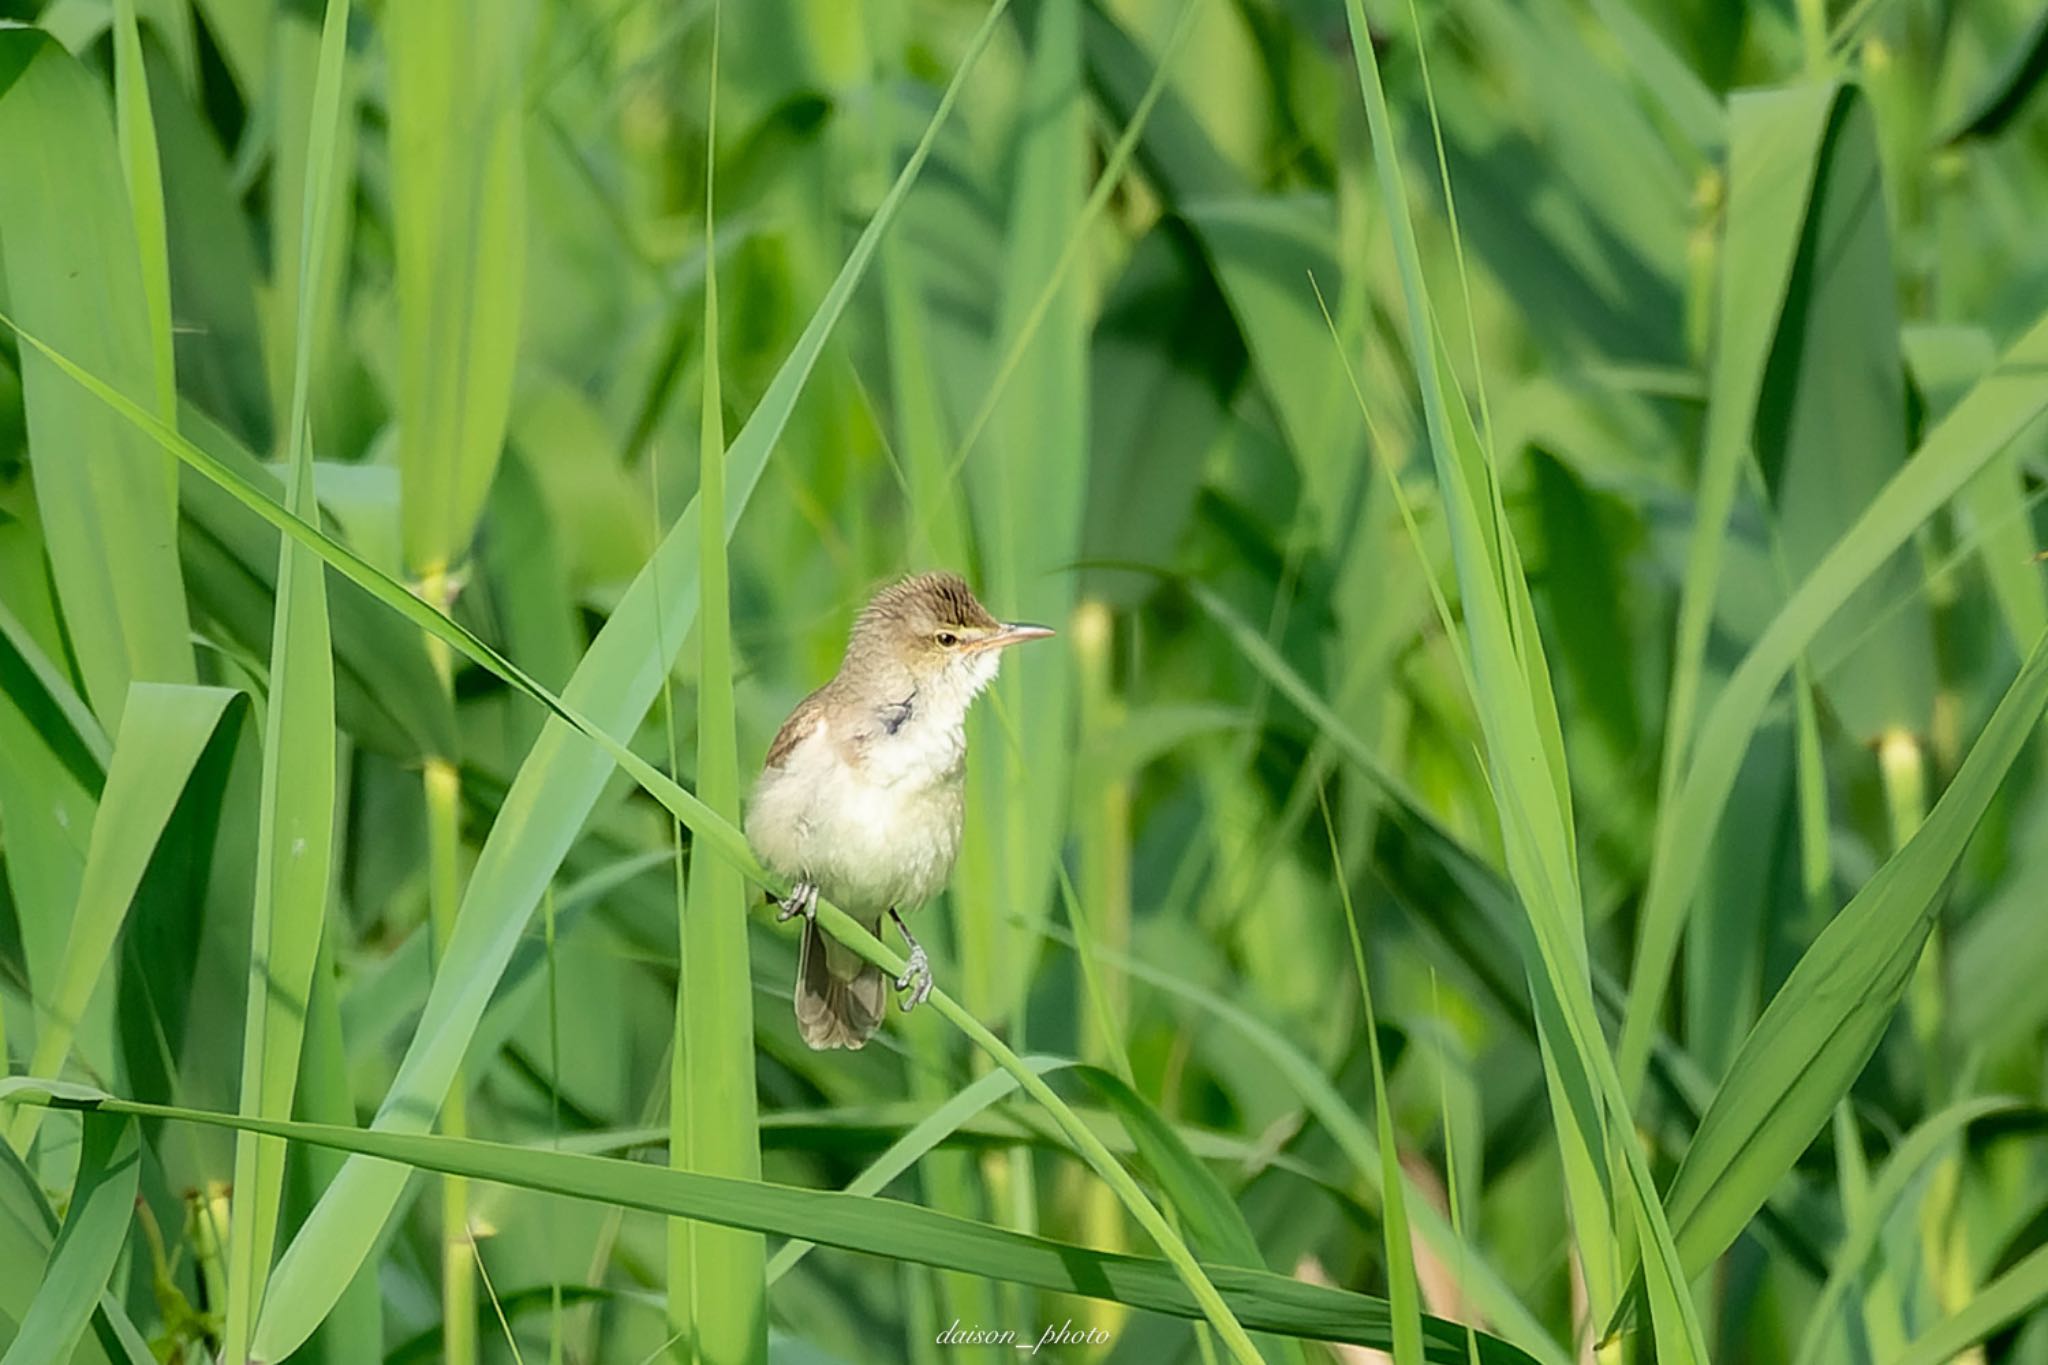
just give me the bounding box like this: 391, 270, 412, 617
795, 913, 885, 1050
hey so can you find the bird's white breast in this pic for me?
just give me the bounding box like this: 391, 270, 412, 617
745, 707, 968, 916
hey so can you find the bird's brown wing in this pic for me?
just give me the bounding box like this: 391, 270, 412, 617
763, 686, 830, 769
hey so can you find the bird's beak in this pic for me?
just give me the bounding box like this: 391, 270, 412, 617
974, 622, 1056, 651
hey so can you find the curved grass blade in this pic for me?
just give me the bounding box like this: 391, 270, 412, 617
1037, 929, 1569, 1365
1072, 1066, 1311, 1365
765, 1058, 1076, 1285
219, 416, 337, 1365
1654, 628, 2048, 1285
0, 596, 110, 778
1942, 0, 2048, 143
1791, 1098, 2038, 1365
175, 403, 455, 760
0, 1081, 1544, 1365
0, 1127, 152, 1364
1888, 1243, 2048, 1365
0, 1112, 140, 1365
5, 683, 239, 1154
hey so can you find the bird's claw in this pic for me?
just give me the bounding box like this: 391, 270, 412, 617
894, 944, 933, 1012
775, 881, 818, 923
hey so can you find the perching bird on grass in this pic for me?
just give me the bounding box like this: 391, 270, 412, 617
745, 572, 1054, 1050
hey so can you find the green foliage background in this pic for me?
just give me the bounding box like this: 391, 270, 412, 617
2, 0, 2048, 1362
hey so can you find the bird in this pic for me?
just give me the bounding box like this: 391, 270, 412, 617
744, 572, 1054, 1049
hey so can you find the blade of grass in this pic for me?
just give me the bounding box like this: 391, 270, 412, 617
1637, 77, 1835, 928
1321, 786, 1424, 1365
263, 8, 355, 459
1791, 1098, 2035, 1365
109, 0, 174, 430
1069, 1065, 1311, 1365
1756, 92, 1932, 747
0, 1113, 152, 1364
388, 3, 524, 1351
175, 402, 456, 762
1650, 627, 2048, 1284
765, 1058, 1075, 1285
0, 26, 194, 733
217, 373, 339, 1363
220, 0, 348, 1357
1615, 302, 2048, 1143
1335, 5, 1706, 1357
0, 1080, 1543, 1365
389, 0, 524, 578
0, 1113, 141, 1365
1888, 1243, 2048, 1365
1623, 85, 1924, 1092
1406, 33, 1619, 1298
1027, 923, 1569, 1365
5, 683, 238, 1155
669, 8, 766, 1361
1321, 278, 1699, 1308
290, 928, 385, 1363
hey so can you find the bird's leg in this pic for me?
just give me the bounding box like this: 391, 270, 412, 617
775, 879, 819, 924
889, 908, 933, 1011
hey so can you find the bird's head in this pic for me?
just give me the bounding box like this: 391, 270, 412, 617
844, 571, 1054, 700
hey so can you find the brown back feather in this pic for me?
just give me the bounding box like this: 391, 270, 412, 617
762, 687, 828, 769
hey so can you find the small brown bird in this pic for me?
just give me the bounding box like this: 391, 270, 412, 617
745, 572, 1054, 1049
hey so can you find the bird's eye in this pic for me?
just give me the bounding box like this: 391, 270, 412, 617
935, 631, 958, 647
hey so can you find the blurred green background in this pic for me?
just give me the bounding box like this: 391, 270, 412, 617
4, 0, 2048, 1361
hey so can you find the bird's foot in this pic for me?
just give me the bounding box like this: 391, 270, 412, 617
894, 943, 934, 1012
775, 881, 819, 923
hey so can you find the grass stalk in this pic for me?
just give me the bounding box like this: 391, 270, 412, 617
426, 739, 476, 1365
